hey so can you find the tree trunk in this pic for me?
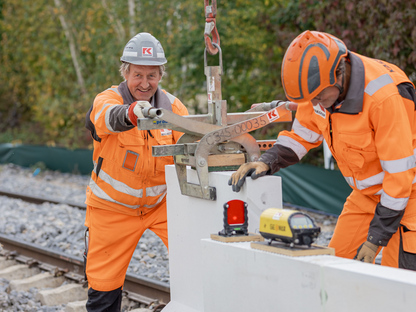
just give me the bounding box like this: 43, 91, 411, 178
53, 0, 87, 96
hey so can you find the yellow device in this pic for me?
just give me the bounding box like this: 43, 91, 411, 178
259, 208, 320, 247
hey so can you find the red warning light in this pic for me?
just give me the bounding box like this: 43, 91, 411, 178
227, 200, 245, 225
218, 200, 248, 237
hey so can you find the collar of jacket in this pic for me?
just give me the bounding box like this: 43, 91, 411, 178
118, 81, 173, 112
327, 52, 365, 115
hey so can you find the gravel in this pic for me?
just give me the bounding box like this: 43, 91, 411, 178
0, 163, 170, 283
0, 163, 338, 310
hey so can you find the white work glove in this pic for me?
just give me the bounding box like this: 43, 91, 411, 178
127, 101, 152, 126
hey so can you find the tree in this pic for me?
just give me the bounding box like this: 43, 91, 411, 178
0, 0, 414, 157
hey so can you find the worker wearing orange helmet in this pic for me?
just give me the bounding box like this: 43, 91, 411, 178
84, 32, 188, 311
229, 30, 416, 270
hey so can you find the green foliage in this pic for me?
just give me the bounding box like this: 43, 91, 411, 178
0, 0, 415, 165
297, 0, 416, 78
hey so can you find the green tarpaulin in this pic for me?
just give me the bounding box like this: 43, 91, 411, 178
0, 143, 93, 175
275, 164, 350, 216
0, 144, 351, 215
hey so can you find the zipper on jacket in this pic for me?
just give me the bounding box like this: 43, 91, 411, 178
329, 115, 333, 143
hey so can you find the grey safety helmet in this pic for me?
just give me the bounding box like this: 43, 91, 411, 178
120, 32, 167, 65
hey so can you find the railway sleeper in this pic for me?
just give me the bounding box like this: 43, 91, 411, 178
0, 255, 161, 311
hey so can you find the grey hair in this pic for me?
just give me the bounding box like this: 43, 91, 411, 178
119, 62, 166, 81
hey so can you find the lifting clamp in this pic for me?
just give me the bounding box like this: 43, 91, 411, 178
136, 1, 296, 201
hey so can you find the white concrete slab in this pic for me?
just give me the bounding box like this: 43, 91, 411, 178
200, 239, 416, 312
163, 165, 282, 312
163, 165, 416, 312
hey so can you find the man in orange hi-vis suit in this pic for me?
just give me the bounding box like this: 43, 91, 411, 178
84, 32, 188, 311
229, 30, 416, 270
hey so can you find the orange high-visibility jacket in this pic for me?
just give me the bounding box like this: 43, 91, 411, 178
260, 52, 416, 245
85, 82, 188, 216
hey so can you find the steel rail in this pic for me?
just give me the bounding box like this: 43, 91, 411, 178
0, 188, 87, 209
0, 233, 170, 304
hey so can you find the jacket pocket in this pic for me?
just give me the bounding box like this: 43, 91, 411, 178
399, 226, 416, 270
402, 227, 416, 253
338, 131, 377, 169
117, 132, 145, 173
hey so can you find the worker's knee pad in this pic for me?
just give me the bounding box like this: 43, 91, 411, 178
86, 286, 123, 312
399, 226, 416, 271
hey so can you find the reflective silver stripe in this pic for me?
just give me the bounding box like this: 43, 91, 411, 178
146, 184, 167, 197
165, 92, 176, 104
292, 119, 323, 144
364, 74, 394, 96
380, 155, 415, 174
89, 179, 142, 209
105, 105, 122, 133
346, 171, 416, 196
276, 135, 308, 160
380, 191, 408, 211
355, 172, 385, 190
143, 192, 167, 208
94, 103, 112, 122
344, 176, 354, 188
106, 87, 120, 95
88, 177, 166, 210
97, 168, 143, 198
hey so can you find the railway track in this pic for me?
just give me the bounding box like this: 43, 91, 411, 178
0, 190, 170, 311
0, 188, 87, 210
0, 234, 170, 311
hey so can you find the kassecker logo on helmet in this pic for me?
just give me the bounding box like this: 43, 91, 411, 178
142, 47, 153, 57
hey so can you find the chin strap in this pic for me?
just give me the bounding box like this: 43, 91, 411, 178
335, 68, 345, 96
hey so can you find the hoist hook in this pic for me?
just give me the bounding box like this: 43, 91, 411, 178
204, 0, 220, 55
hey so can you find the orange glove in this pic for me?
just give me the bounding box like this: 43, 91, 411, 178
354, 241, 379, 263
127, 101, 152, 126
228, 162, 270, 192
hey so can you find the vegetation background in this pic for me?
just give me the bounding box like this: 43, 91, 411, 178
1, 0, 415, 166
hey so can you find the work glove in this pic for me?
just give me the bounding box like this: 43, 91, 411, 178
228, 161, 270, 192
127, 101, 152, 126
354, 241, 379, 263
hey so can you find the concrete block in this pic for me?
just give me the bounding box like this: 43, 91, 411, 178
200, 239, 416, 312
0, 264, 40, 280
36, 283, 88, 306
8, 272, 65, 292
65, 300, 87, 312
165, 166, 282, 312
0, 257, 16, 269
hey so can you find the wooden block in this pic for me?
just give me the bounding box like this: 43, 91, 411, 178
211, 233, 264, 243
207, 154, 246, 167
250, 241, 335, 257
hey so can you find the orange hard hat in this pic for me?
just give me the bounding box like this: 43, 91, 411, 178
281, 30, 348, 103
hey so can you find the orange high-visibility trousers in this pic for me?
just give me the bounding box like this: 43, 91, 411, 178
84, 199, 168, 291
328, 190, 416, 269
